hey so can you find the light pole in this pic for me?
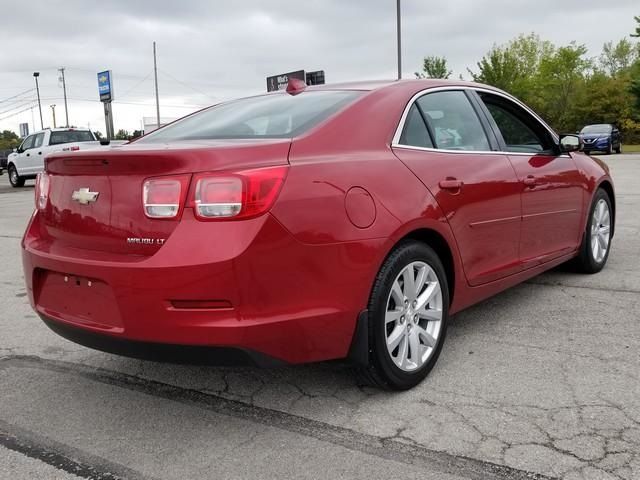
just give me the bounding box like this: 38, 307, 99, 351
33, 72, 43, 129
58, 67, 69, 127
396, 0, 402, 80
50, 104, 57, 128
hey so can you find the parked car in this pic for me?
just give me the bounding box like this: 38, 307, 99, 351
21, 79, 615, 389
7, 128, 125, 187
580, 124, 621, 155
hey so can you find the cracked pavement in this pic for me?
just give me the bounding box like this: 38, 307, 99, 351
0, 155, 639, 479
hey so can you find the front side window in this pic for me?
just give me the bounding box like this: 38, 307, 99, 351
138, 91, 362, 142
49, 130, 96, 145
479, 93, 555, 154
415, 91, 490, 152
20, 135, 35, 151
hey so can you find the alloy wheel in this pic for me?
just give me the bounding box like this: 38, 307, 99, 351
590, 198, 611, 264
384, 261, 443, 372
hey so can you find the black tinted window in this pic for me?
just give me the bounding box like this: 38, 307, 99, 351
399, 104, 433, 148
416, 91, 490, 151
139, 91, 362, 142
49, 130, 95, 145
480, 94, 554, 153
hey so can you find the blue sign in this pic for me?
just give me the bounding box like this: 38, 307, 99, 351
97, 70, 113, 102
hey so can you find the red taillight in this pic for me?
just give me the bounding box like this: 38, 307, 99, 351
191, 166, 288, 220
143, 178, 182, 218
35, 172, 50, 210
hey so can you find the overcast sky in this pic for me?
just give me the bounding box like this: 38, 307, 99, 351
1, 0, 638, 135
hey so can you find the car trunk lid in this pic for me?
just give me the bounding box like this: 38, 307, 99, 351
41, 139, 291, 256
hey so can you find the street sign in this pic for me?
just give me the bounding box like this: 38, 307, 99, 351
306, 70, 325, 86
97, 70, 113, 102
266, 70, 306, 92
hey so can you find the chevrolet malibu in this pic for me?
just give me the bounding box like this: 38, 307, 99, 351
22, 79, 615, 390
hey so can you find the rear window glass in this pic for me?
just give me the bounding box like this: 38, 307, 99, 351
138, 91, 362, 142
49, 130, 95, 145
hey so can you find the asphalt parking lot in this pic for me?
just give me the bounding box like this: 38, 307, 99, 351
0, 155, 638, 480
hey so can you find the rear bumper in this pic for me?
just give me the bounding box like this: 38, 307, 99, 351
40, 315, 287, 367
22, 210, 381, 364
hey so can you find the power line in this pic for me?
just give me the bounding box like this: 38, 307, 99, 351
0, 88, 35, 104
0, 103, 36, 122
0, 100, 36, 117
159, 69, 217, 101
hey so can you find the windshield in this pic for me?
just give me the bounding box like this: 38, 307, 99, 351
138, 91, 362, 142
581, 124, 612, 135
49, 130, 96, 145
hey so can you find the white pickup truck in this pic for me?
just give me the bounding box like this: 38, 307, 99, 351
7, 128, 125, 187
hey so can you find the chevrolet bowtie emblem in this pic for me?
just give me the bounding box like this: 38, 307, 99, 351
72, 188, 100, 205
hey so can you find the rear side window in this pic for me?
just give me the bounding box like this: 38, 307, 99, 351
416, 91, 490, 151
399, 104, 433, 148
49, 130, 95, 145
139, 91, 362, 142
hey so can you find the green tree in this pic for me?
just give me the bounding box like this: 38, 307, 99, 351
631, 15, 640, 37
0, 130, 20, 150
415, 56, 452, 79
114, 129, 130, 140
600, 38, 637, 76
536, 43, 591, 131
468, 33, 554, 106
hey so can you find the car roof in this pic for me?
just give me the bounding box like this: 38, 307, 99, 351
30, 127, 92, 135
306, 78, 500, 93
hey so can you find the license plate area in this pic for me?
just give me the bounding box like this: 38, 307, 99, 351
35, 270, 123, 332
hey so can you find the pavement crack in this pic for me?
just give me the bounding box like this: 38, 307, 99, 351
1, 354, 556, 480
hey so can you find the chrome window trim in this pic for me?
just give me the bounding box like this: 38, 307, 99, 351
391, 85, 565, 157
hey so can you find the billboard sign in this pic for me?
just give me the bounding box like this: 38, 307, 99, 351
266, 70, 306, 92
97, 70, 113, 102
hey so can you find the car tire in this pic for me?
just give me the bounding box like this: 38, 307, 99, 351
615, 144, 622, 154
359, 241, 449, 390
8, 164, 25, 188
575, 188, 612, 274
606, 143, 613, 155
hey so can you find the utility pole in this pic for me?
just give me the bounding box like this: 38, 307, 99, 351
153, 41, 161, 129
33, 72, 43, 129
50, 104, 56, 128
58, 67, 69, 127
396, 0, 402, 79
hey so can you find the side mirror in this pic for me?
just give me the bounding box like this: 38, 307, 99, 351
559, 134, 582, 153
99, 138, 110, 146
12, 148, 17, 153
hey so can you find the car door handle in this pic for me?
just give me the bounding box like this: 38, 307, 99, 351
523, 175, 536, 187
439, 178, 463, 190
26, 153, 30, 156
38, 151, 42, 155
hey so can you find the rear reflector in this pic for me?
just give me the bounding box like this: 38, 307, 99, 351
35, 172, 50, 210
143, 178, 182, 218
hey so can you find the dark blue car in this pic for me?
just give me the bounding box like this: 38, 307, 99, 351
580, 124, 621, 155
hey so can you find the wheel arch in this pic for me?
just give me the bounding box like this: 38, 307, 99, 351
596, 179, 615, 238
402, 228, 456, 306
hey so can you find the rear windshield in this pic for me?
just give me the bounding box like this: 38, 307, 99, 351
581, 124, 612, 134
138, 91, 362, 142
49, 130, 95, 145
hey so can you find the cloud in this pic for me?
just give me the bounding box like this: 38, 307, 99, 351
0, 0, 638, 133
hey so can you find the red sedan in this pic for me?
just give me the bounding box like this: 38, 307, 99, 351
22, 79, 615, 389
